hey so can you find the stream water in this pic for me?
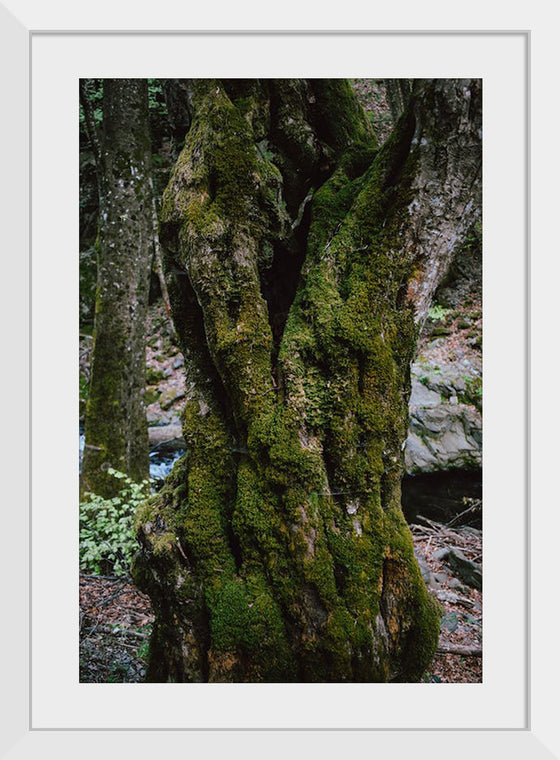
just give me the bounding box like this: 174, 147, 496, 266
79, 431, 183, 484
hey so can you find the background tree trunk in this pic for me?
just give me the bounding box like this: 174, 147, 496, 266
385, 79, 412, 124
81, 79, 153, 497
133, 79, 481, 682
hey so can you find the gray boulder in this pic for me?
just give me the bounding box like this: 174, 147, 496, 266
405, 359, 482, 474
433, 546, 482, 590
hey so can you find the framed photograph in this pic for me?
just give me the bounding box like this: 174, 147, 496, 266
3, 1, 554, 757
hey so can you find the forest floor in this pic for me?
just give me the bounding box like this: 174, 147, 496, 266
79, 517, 482, 684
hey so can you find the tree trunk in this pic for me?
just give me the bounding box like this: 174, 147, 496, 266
81, 80, 153, 497
385, 79, 412, 124
132, 79, 481, 682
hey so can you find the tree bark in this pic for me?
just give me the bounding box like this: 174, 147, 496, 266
385, 79, 412, 124
81, 80, 153, 497
132, 79, 481, 682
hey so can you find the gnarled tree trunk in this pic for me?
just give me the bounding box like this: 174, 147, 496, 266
133, 79, 481, 682
81, 80, 153, 497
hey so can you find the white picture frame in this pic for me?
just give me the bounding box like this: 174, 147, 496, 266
2, 0, 556, 757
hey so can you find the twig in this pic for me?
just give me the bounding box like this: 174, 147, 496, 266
98, 582, 129, 607
437, 644, 482, 657
106, 627, 149, 640
176, 538, 189, 561
446, 502, 481, 528
81, 621, 101, 641
320, 223, 342, 259
416, 515, 444, 531
410, 523, 434, 534
112, 641, 147, 652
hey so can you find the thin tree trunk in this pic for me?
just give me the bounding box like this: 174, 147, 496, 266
81, 79, 153, 497
133, 79, 481, 682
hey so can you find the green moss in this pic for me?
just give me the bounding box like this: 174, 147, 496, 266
311, 79, 377, 152
144, 388, 158, 406
208, 572, 296, 680
459, 375, 483, 411
145, 366, 166, 384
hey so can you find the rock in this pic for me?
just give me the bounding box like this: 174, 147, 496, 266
462, 527, 482, 538
443, 548, 482, 590
440, 612, 459, 632
148, 424, 186, 451
447, 578, 465, 590
159, 386, 186, 410
435, 589, 476, 608
405, 350, 482, 476
414, 551, 439, 589
404, 360, 482, 474
146, 409, 163, 425
173, 356, 184, 369
409, 381, 441, 408
434, 546, 481, 590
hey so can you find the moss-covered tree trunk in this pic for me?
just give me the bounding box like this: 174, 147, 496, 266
81, 80, 153, 497
133, 79, 482, 682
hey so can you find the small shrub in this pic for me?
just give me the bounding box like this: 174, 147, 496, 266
79, 469, 150, 576
428, 305, 451, 323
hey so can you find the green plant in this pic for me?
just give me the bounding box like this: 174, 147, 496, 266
79, 468, 150, 576
147, 79, 167, 117
79, 79, 103, 129
428, 305, 451, 323
108, 663, 130, 682
137, 635, 151, 661
460, 375, 483, 410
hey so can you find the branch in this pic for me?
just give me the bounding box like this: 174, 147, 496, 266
446, 501, 481, 528
436, 644, 482, 657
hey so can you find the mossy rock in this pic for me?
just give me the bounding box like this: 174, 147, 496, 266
159, 386, 186, 410
146, 366, 166, 384
431, 326, 451, 337
144, 388, 159, 406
